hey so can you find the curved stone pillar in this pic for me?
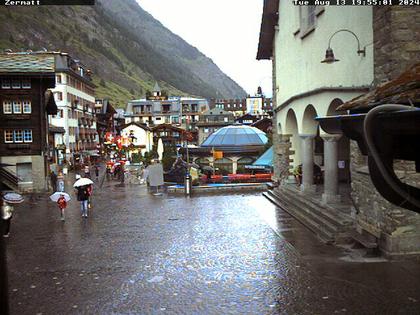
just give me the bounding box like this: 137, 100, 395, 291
321, 134, 342, 204
300, 134, 316, 193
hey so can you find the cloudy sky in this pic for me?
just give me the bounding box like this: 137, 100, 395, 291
136, 0, 272, 97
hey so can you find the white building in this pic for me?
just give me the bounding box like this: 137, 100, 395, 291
125, 83, 208, 131
120, 122, 154, 157
258, 3, 373, 198
49, 52, 98, 164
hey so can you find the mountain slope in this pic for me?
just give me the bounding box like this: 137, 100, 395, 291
0, 1, 246, 107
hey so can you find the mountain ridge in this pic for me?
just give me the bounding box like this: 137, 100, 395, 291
0, 0, 246, 107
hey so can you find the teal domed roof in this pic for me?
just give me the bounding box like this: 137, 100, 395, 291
201, 125, 268, 147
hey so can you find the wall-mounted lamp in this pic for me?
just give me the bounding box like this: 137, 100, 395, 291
321, 29, 366, 64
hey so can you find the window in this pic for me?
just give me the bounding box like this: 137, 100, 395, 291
23, 130, 32, 142
12, 79, 21, 89
300, 6, 316, 36
23, 100, 31, 114
55, 92, 63, 101
13, 101, 22, 114
56, 75, 62, 84
4, 130, 13, 143
1, 79, 10, 89
22, 79, 31, 89
14, 130, 23, 143
3, 101, 12, 114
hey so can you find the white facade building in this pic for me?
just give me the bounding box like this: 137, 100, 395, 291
49, 53, 97, 163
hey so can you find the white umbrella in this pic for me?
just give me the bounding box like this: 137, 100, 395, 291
73, 177, 94, 188
2, 192, 24, 204
49, 192, 71, 202
157, 138, 164, 161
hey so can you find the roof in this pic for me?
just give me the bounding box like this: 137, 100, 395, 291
201, 125, 268, 147
0, 53, 55, 73
49, 125, 65, 134
152, 123, 185, 133
338, 63, 420, 112
257, 0, 279, 60
252, 146, 273, 167
153, 82, 161, 92
121, 122, 151, 131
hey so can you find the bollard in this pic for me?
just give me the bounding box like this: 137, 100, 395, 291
184, 174, 192, 196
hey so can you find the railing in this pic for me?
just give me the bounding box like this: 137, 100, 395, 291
0, 167, 19, 190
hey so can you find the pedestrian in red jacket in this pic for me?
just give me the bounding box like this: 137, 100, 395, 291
57, 194, 67, 221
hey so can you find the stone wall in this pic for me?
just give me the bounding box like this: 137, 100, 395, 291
351, 141, 420, 258
272, 133, 293, 185
350, 6, 420, 258
0, 155, 47, 193
373, 6, 420, 84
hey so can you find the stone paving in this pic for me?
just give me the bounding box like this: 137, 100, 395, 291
4, 178, 420, 314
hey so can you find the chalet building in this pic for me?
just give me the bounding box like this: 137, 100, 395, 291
258, 1, 420, 257
251, 117, 273, 134
0, 52, 58, 192
235, 113, 260, 125
196, 108, 235, 145
125, 82, 208, 132
120, 122, 153, 158
49, 52, 98, 165
209, 94, 273, 118
95, 98, 117, 150
151, 124, 189, 148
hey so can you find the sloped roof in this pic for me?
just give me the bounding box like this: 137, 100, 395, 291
257, 0, 279, 60
153, 81, 161, 92
0, 53, 55, 73
338, 63, 420, 111
121, 122, 151, 131
152, 123, 185, 133
253, 146, 273, 167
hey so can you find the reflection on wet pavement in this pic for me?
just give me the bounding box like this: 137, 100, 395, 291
6, 181, 420, 314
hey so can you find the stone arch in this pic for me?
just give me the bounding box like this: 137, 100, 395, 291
327, 98, 346, 116
285, 109, 301, 166
302, 104, 319, 135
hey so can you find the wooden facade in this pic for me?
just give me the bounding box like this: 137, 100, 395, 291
0, 75, 56, 157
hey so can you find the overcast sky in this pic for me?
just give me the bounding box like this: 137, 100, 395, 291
136, 0, 272, 97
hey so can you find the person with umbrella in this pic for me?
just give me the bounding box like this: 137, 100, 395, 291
50, 192, 71, 221
73, 177, 94, 218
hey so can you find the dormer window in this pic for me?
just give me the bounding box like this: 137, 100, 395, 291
1, 79, 11, 89
22, 79, 31, 89
12, 79, 21, 89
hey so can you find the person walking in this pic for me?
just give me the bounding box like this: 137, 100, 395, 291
50, 171, 57, 192
56, 194, 67, 221
94, 165, 100, 181
76, 185, 89, 218
1, 199, 13, 237
84, 165, 91, 179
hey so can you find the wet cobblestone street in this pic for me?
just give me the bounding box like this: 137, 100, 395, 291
5, 179, 420, 314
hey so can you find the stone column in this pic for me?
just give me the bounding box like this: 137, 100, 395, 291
322, 134, 342, 204
231, 157, 239, 174
300, 134, 316, 193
